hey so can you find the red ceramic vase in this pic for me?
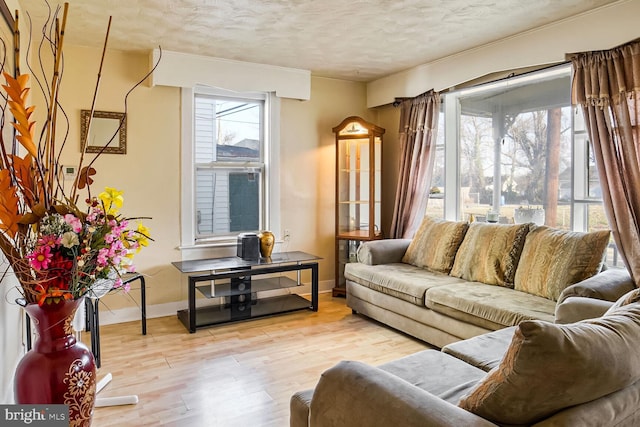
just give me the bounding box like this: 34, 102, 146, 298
14, 298, 96, 427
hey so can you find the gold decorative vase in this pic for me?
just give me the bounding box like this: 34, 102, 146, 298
259, 231, 275, 258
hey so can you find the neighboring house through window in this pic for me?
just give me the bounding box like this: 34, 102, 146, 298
194, 93, 264, 238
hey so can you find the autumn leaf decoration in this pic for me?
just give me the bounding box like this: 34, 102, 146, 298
0, 73, 40, 238
2, 72, 37, 157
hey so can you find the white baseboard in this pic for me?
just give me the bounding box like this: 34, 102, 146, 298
97, 279, 335, 326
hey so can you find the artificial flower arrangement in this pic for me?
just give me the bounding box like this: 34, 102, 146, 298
0, 3, 155, 306
23, 187, 150, 305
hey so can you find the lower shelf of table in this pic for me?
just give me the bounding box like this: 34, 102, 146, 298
177, 294, 313, 331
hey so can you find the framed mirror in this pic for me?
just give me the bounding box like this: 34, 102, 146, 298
81, 110, 127, 154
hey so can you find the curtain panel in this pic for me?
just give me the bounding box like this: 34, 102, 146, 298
571, 39, 640, 284
390, 91, 440, 239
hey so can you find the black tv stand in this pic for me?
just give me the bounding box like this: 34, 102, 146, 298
172, 251, 320, 333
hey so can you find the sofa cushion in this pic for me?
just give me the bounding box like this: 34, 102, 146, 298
514, 226, 610, 301
345, 262, 466, 306
458, 304, 640, 425
442, 326, 516, 372
450, 222, 530, 287
605, 287, 640, 315
379, 349, 485, 405
425, 282, 556, 329
402, 216, 468, 274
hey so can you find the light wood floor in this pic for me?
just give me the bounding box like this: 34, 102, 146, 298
88, 293, 431, 427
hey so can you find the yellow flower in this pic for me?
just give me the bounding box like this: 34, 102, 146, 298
99, 187, 124, 215
135, 223, 150, 252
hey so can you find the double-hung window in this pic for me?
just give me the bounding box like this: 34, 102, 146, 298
186, 87, 273, 244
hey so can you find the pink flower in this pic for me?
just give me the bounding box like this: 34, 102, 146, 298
28, 246, 53, 270
64, 214, 83, 233
104, 232, 116, 244
39, 234, 60, 248
97, 248, 110, 267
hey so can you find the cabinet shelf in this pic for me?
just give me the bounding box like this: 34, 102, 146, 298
177, 294, 312, 329
195, 276, 300, 298
337, 230, 383, 239
337, 200, 381, 204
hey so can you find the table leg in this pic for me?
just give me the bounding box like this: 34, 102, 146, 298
25, 314, 32, 351
139, 276, 147, 335
311, 263, 319, 312
188, 276, 196, 333
93, 299, 102, 369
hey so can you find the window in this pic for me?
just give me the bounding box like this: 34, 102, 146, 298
433, 64, 617, 264
426, 109, 446, 218
181, 87, 280, 247
194, 94, 264, 239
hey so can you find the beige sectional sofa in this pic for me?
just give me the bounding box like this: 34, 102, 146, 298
291, 288, 640, 426
345, 216, 620, 348
290, 217, 640, 426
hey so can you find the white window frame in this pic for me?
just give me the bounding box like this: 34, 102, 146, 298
180, 86, 281, 248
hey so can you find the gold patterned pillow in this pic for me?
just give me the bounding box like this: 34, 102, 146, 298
450, 222, 531, 287
459, 305, 640, 425
402, 216, 468, 274
514, 226, 610, 301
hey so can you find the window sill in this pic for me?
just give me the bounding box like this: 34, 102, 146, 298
178, 241, 237, 251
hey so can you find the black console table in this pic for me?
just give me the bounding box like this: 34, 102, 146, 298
171, 251, 320, 333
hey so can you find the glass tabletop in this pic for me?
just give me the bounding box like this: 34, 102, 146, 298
171, 251, 321, 274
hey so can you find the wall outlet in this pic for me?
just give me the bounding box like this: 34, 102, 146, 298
283, 229, 291, 242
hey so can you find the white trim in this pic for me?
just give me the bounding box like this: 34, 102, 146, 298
150, 49, 310, 100
267, 93, 281, 240
443, 93, 459, 221
180, 87, 196, 247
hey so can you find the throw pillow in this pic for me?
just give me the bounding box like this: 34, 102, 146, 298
604, 287, 640, 315
514, 226, 610, 301
402, 216, 468, 274
450, 222, 531, 287
458, 304, 640, 425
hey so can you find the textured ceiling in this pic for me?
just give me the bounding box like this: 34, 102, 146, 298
17, 0, 619, 81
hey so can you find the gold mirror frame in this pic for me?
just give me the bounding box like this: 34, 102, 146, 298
80, 110, 127, 154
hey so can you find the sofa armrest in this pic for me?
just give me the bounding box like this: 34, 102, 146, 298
290, 389, 313, 427
356, 239, 412, 265
309, 360, 497, 427
555, 297, 614, 324
557, 269, 635, 304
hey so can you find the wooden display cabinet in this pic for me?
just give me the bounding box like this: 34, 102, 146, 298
333, 116, 384, 296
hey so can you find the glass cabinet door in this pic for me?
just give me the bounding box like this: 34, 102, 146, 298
337, 137, 373, 237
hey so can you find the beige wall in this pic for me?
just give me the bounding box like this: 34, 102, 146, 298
38, 45, 372, 316
374, 105, 400, 237
280, 76, 373, 276
41, 45, 184, 312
